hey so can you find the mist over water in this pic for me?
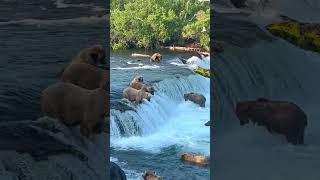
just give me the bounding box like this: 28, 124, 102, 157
213, 1, 320, 179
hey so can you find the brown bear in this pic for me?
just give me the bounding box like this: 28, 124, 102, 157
235, 98, 308, 145
123, 85, 152, 104
130, 75, 144, 84
41, 82, 108, 137
180, 153, 209, 165
143, 171, 162, 180
150, 53, 161, 62
129, 82, 154, 95
61, 63, 109, 91
71, 44, 106, 66
184, 92, 206, 107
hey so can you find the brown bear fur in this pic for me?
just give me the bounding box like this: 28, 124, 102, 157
41, 82, 108, 137
235, 98, 308, 145
143, 171, 162, 180
129, 82, 154, 95
180, 153, 209, 165
184, 92, 206, 107
150, 53, 161, 62
71, 44, 106, 66
61, 63, 109, 91
130, 75, 144, 84
123, 86, 152, 104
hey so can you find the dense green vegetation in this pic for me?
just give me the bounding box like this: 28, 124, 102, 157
111, 0, 210, 50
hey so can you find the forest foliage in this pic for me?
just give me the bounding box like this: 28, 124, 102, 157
110, 0, 210, 50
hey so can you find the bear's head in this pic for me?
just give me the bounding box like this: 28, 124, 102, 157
184, 92, 194, 101
133, 75, 143, 83
180, 153, 193, 161
141, 85, 154, 95
142, 171, 162, 180
88, 44, 106, 65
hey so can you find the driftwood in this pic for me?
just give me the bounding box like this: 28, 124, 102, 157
162, 46, 207, 52
131, 53, 151, 58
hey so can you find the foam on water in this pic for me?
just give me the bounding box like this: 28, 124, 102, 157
111, 65, 160, 70
111, 55, 210, 155
127, 61, 144, 66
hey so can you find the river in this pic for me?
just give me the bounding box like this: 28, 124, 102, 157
110, 50, 210, 179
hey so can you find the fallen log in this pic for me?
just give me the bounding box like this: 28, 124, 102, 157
162, 46, 207, 52
131, 53, 151, 58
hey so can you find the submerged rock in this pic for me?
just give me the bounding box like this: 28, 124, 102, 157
0, 117, 108, 180
266, 16, 320, 53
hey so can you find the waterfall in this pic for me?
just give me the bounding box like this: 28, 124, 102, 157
111, 74, 209, 138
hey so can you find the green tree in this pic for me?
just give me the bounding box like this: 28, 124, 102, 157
110, 0, 209, 50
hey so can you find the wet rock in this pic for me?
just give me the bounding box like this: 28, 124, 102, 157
110, 99, 137, 112
205, 121, 210, 126
0, 117, 108, 180
266, 16, 320, 53
110, 162, 127, 180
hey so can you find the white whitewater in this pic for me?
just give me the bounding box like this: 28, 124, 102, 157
110, 57, 210, 155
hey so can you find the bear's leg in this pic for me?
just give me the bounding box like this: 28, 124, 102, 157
297, 128, 305, 145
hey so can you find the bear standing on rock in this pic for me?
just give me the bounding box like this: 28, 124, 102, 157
184, 92, 206, 107
123, 85, 152, 104
129, 76, 154, 95
41, 82, 108, 137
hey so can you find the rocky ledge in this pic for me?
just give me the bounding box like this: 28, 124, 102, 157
0, 117, 108, 180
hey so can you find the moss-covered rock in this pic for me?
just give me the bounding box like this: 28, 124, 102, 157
266, 17, 320, 53
193, 67, 210, 78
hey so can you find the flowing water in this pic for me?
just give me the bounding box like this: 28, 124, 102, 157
110, 50, 210, 179
212, 1, 320, 179
0, 0, 107, 122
